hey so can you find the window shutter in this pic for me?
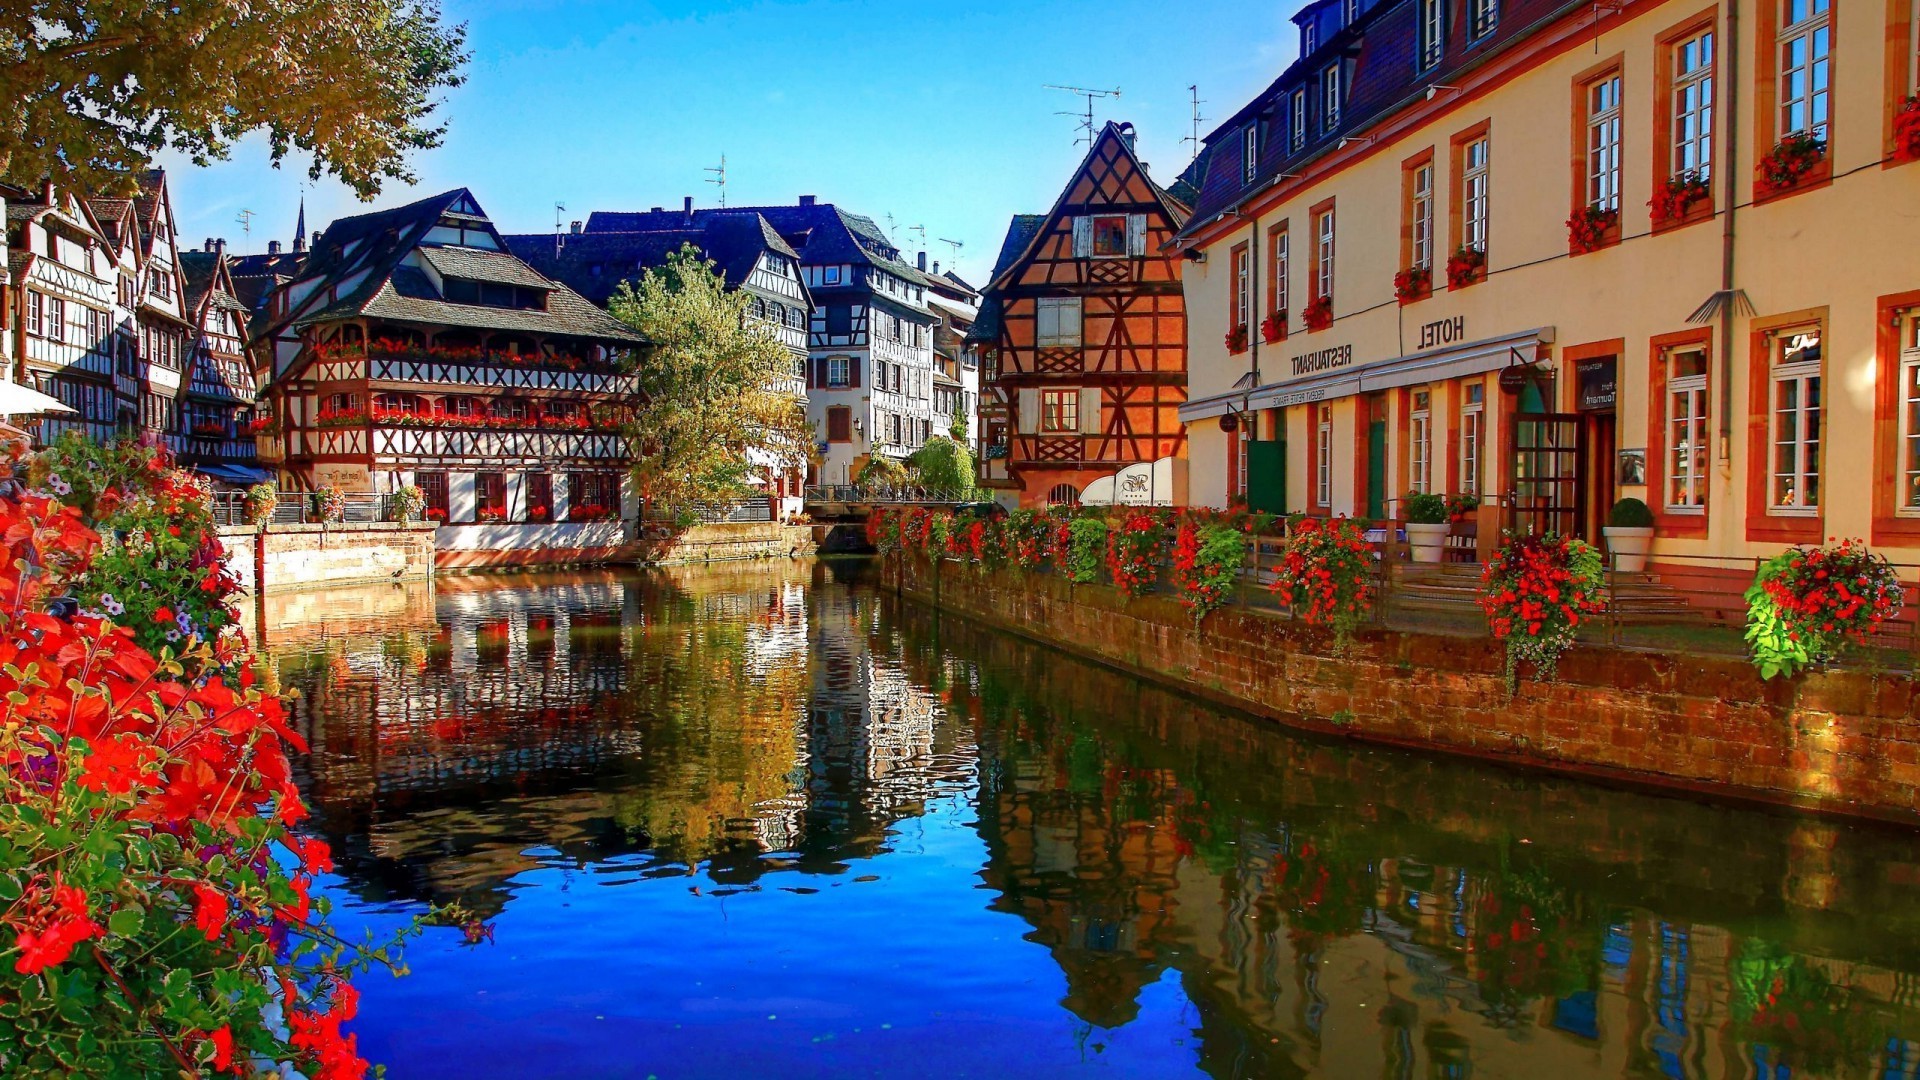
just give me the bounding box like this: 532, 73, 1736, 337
1126, 215, 1148, 257
1018, 388, 1040, 433
1079, 387, 1103, 435
1064, 299, 1083, 345
849, 357, 862, 388
1071, 217, 1093, 258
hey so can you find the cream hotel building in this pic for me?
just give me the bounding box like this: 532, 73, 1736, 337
1178, 0, 1920, 592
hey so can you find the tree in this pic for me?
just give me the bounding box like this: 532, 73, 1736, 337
907, 436, 975, 498
0, 1, 468, 197
609, 245, 814, 518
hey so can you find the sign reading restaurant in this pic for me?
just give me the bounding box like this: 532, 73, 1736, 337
1289, 343, 1354, 377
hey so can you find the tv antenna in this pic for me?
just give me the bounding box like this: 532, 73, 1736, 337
705, 155, 727, 207
234, 209, 255, 254
884, 211, 898, 240
1183, 85, 1210, 154
1046, 84, 1121, 146
905, 224, 927, 249
553, 202, 566, 258
937, 237, 964, 262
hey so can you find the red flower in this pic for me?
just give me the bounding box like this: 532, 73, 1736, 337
152, 606, 175, 623
78, 735, 160, 796
209, 1026, 236, 1072
193, 883, 228, 941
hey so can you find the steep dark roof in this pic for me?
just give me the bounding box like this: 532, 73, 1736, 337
965, 215, 1045, 346
179, 251, 250, 317
1167, 144, 1215, 208
583, 201, 936, 288
502, 211, 801, 309
420, 245, 555, 290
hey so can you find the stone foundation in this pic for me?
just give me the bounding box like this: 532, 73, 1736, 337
634, 522, 821, 565
892, 556, 1920, 825
221, 523, 438, 594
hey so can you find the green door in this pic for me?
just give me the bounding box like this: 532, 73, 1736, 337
1367, 416, 1387, 521
1247, 439, 1286, 514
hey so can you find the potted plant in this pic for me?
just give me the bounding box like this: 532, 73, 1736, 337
1224, 323, 1250, 354
243, 482, 278, 525
1566, 205, 1618, 255
1302, 295, 1334, 332
1603, 497, 1656, 572
1403, 492, 1450, 563
1445, 246, 1486, 289
1393, 266, 1431, 305
1260, 310, 1288, 344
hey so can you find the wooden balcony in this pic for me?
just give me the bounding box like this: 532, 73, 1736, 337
365, 353, 636, 397
370, 425, 630, 465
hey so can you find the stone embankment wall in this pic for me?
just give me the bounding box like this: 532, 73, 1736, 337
634, 523, 821, 565
220, 523, 438, 593
892, 556, 1920, 825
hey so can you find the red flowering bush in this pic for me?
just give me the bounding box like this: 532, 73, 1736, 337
1270, 517, 1375, 649
0, 436, 418, 1077
865, 506, 900, 553
1898, 96, 1920, 160
1006, 509, 1052, 573
1744, 540, 1904, 680
316, 485, 347, 523
1260, 311, 1288, 344
1650, 171, 1710, 225
1105, 511, 1166, 598
1478, 532, 1606, 691
1756, 132, 1827, 197
1445, 246, 1486, 289
1566, 205, 1618, 254
569, 503, 614, 522
1224, 323, 1249, 355
1392, 266, 1431, 304
1302, 295, 1334, 333
1172, 518, 1246, 624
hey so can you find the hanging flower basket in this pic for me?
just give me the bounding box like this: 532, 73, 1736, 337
1270, 516, 1375, 650
243, 482, 278, 525
1478, 531, 1607, 692
1756, 132, 1827, 197
1105, 510, 1166, 598
1650, 171, 1711, 225
1260, 311, 1288, 344
1565, 205, 1619, 255
1392, 266, 1431, 305
1172, 518, 1247, 624
1224, 323, 1250, 355
1302, 295, 1335, 333
1743, 539, 1904, 680
1445, 246, 1486, 289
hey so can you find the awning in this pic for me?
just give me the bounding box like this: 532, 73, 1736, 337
1181, 326, 1556, 422
195, 464, 274, 485
0, 380, 75, 417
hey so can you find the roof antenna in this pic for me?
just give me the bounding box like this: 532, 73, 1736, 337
1046, 84, 1121, 146
937, 237, 964, 263
234, 209, 255, 255
705, 155, 727, 208
553, 202, 566, 259
1183, 85, 1210, 155
905, 224, 927, 249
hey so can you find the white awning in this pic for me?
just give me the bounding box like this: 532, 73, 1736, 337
0, 380, 75, 417
1180, 326, 1556, 422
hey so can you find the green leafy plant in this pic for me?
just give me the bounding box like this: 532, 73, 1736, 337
1403, 492, 1450, 525
1105, 510, 1166, 598
1744, 540, 1904, 680
243, 482, 278, 525
907, 436, 975, 499
1172, 519, 1246, 624
393, 483, 427, 524
1065, 517, 1109, 584
1607, 497, 1655, 529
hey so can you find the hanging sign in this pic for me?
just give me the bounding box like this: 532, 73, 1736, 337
1218, 412, 1239, 433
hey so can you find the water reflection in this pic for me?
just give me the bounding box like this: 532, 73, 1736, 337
273, 564, 1920, 1079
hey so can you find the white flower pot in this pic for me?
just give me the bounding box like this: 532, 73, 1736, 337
1603, 526, 1655, 572
1406, 522, 1450, 563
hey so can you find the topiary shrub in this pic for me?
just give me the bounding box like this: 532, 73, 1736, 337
1607, 497, 1655, 529
1404, 492, 1450, 525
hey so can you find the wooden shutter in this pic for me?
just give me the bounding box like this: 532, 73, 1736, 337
1063, 299, 1083, 345
1018, 388, 1040, 433
849, 356, 861, 388
1078, 387, 1102, 435
1126, 215, 1148, 257
1071, 217, 1093, 258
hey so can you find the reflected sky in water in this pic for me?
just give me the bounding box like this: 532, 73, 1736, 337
268, 562, 1920, 1079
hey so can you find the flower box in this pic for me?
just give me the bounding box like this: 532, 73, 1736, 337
1393, 266, 1432, 305
1302, 295, 1334, 333
1896, 96, 1920, 162
1224, 323, 1249, 355
1566, 205, 1619, 255
1755, 132, 1827, 198
1260, 311, 1288, 344
1445, 246, 1486, 290
1650, 171, 1711, 227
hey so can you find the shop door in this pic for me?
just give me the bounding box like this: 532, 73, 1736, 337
1581, 413, 1617, 541
1510, 414, 1584, 538
1366, 411, 1387, 521
1247, 439, 1286, 514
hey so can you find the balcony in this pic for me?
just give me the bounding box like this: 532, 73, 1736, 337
371, 426, 630, 463
367, 354, 636, 397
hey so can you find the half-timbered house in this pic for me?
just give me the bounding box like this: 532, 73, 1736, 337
176, 242, 266, 485
581, 197, 941, 488
503, 206, 812, 517
250, 188, 648, 567
5, 180, 125, 445
974, 122, 1191, 508
923, 258, 981, 451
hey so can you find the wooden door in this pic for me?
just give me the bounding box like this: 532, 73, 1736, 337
1510, 414, 1584, 538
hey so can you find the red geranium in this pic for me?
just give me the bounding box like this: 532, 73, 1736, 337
1270, 516, 1374, 648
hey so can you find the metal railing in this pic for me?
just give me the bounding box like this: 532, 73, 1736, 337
209, 491, 400, 527
644, 500, 773, 524
805, 484, 975, 505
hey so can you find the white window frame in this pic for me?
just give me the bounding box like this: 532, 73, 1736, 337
1777, 0, 1831, 141
25, 291, 43, 337
1419, 0, 1446, 71
1463, 136, 1490, 253
1291, 91, 1307, 151
1410, 389, 1433, 495
46, 296, 64, 343
1469, 0, 1498, 40
1769, 328, 1823, 514
826, 355, 850, 387
1035, 298, 1083, 347
1586, 73, 1624, 212
1316, 404, 1334, 507
1672, 28, 1715, 182
1244, 125, 1260, 185
1460, 382, 1483, 496
1665, 347, 1710, 513
1322, 65, 1342, 133
1233, 246, 1252, 330
1270, 228, 1290, 319
1899, 315, 1920, 515
1411, 162, 1435, 271
1315, 209, 1336, 302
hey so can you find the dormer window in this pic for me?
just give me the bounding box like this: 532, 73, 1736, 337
1291, 90, 1307, 151
1322, 65, 1342, 132
1418, 0, 1445, 70
1243, 125, 1260, 184
1305, 22, 1318, 53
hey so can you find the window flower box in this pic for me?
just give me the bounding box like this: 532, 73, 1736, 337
1393, 266, 1431, 305
1650, 171, 1711, 226
1445, 246, 1486, 290
1755, 132, 1827, 198
1566, 205, 1619, 255
1302, 295, 1334, 333
1224, 323, 1249, 355
1260, 311, 1288, 344
1896, 96, 1920, 162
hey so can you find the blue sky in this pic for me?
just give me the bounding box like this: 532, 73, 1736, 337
163, 0, 1299, 286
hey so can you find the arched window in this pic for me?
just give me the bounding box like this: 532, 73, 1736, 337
1047, 483, 1080, 507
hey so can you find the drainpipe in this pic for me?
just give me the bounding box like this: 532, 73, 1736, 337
1246, 211, 1261, 464
1717, 0, 1740, 470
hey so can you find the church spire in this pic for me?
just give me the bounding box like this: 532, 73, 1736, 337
293, 197, 308, 254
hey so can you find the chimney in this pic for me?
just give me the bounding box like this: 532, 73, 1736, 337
798, 195, 816, 207
214, 239, 226, 257
267, 240, 281, 255
684, 196, 694, 222
40, 180, 54, 204
917, 252, 928, 272
650, 206, 665, 214
204, 238, 215, 252
933, 261, 941, 275
570, 220, 582, 235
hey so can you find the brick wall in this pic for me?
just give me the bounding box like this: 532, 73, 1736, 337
893, 556, 1920, 825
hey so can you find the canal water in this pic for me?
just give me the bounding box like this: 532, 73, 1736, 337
267, 561, 1920, 1079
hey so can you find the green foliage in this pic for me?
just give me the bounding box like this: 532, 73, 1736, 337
609, 246, 814, 518
0, 0, 469, 198
906, 436, 975, 499
856, 454, 910, 489
1173, 521, 1247, 624
1065, 517, 1109, 584
393, 483, 426, 523
1607, 497, 1655, 529
1403, 492, 1450, 525
1744, 541, 1904, 680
